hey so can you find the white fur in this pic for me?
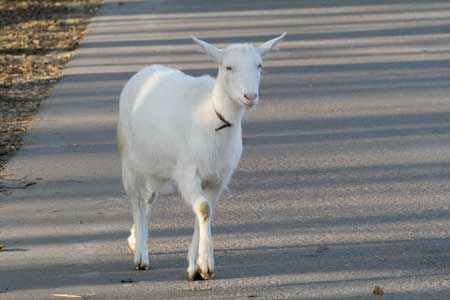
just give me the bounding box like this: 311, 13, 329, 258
118, 33, 286, 278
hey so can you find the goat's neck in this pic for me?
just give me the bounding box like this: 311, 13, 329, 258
210, 73, 245, 127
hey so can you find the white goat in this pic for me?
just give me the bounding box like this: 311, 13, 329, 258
117, 33, 286, 280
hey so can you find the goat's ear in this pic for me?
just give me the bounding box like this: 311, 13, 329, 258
258, 32, 287, 57
191, 36, 223, 63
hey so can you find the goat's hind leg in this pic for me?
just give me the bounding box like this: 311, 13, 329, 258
128, 191, 156, 270
127, 224, 136, 254
127, 191, 156, 252
130, 197, 149, 270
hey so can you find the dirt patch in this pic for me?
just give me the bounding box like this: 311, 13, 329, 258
0, 0, 102, 172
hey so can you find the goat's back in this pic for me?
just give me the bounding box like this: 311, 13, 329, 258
120, 64, 213, 115
118, 64, 217, 179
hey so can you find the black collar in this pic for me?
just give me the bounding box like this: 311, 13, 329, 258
213, 105, 233, 131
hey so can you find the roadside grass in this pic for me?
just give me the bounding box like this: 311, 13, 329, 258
0, 0, 102, 172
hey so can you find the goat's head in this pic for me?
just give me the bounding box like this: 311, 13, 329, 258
191, 33, 286, 108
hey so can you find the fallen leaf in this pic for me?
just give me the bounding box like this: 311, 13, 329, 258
52, 293, 95, 299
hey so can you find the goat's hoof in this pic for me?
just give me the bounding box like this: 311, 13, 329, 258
135, 263, 149, 271
208, 269, 215, 278
188, 270, 204, 281
195, 268, 214, 281
199, 270, 209, 280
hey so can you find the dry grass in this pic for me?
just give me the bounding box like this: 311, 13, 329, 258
0, 0, 102, 171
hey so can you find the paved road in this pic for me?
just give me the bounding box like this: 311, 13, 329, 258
2, 0, 450, 299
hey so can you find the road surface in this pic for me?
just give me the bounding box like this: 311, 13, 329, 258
1, 0, 450, 299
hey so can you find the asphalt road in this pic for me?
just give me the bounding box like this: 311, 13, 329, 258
2, 0, 450, 299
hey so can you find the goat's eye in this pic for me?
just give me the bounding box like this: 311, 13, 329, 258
257, 63, 263, 69
226, 66, 233, 71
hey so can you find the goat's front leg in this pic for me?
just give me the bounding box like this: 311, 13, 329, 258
187, 218, 200, 280
177, 171, 217, 280
195, 198, 213, 279
187, 184, 222, 280
192, 184, 222, 279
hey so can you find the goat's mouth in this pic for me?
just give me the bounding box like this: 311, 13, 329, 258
239, 98, 257, 108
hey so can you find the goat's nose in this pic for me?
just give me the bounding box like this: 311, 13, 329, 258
244, 93, 258, 101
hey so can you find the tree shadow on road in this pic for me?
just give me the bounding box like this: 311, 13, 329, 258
3, 0, 450, 298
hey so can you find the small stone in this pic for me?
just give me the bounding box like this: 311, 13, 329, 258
373, 286, 384, 296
